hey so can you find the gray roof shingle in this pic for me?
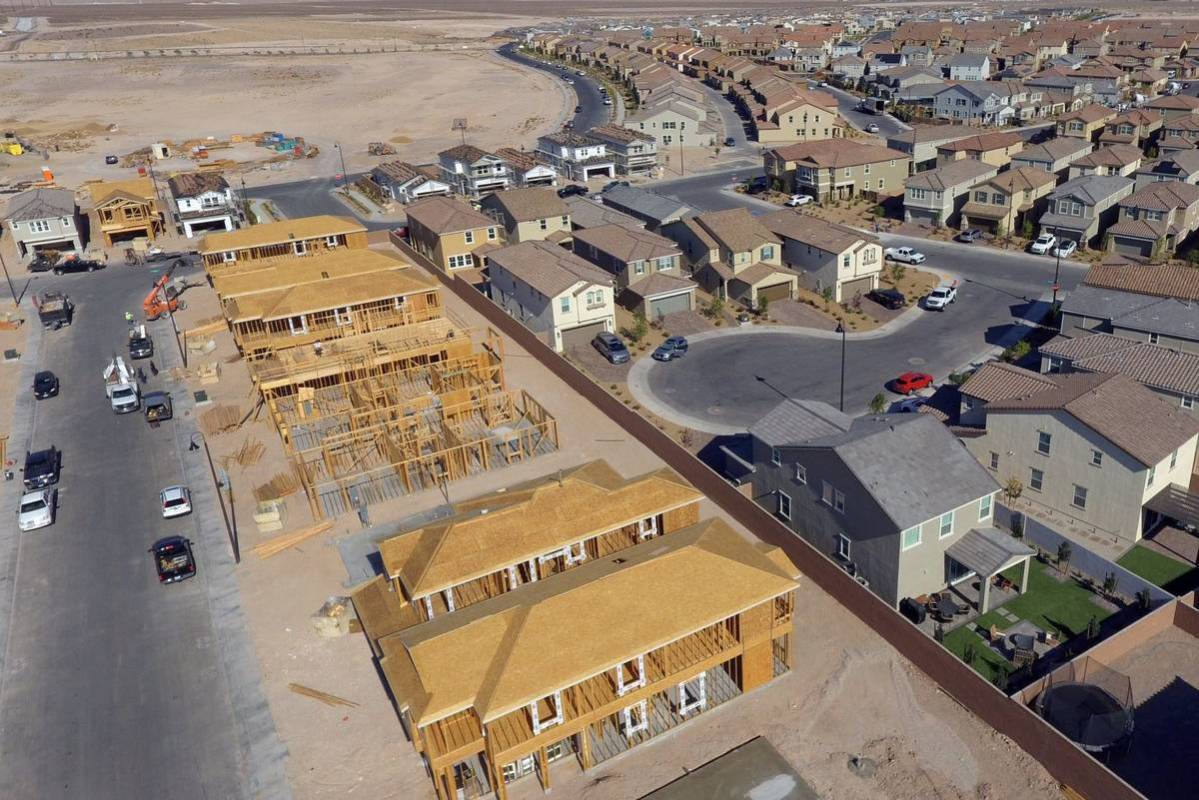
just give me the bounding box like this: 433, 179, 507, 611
749, 399, 851, 447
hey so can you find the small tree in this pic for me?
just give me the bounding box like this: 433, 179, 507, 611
1102, 571, 1118, 600
995, 219, 1008, 241
1057, 540, 1073, 575
631, 311, 649, 342
703, 295, 724, 320
1086, 614, 1100, 641
821, 286, 835, 304
1002, 339, 1031, 363
891, 264, 906, 282
1150, 237, 1166, 264
869, 392, 887, 414
1021, 218, 1034, 240
1003, 477, 1024, 506
964, 642, 977, 666
756, 294, 770, 317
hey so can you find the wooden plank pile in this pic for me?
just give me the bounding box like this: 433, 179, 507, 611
199, 404, 240, 434
252, 520, 334, 558
287, 683, 358, 708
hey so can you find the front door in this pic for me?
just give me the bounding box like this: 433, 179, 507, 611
947, 556, 975, 585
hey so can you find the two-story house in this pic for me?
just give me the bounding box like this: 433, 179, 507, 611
198, 214, 368, 271
947, 53, 990, 81
932, 81, 1014, 125
903, 160, 998, 228
886, 127, 984, 174
934, 130, 1024, 169
1098, 109, 1162, 148
759, 209, 883, 302
370, 161, 453, 204
167, 172, 237, 239
570, 224, 695, 318
755, 92, 847, 144
1134, 151, 1199, 188
3, 188, 83, 261
535, 132, 617, 182
960, 167, 1056, 236
487, 240, 616, 351
1010, 138, 1096, 182
625, 96, 707, 149
480, 188, 572, 245
1067, 144, 1144, 180
764, 140, 910, 203
1143, 93, 1199, 120
494, 148, 558, 189
747, 401, 1009, 609
405, 196, 503, 273
438, 145, 510, 197
962, 371, 1199, 545
1155, 115, 1199, 155
1105, 181, 1199, 258
661, 208, 796, 307
1036, 174, 1135, 249
1058, 263, 1199, 353
585, 125, 659, 175
87, 177, 164, 247
1055, 104, 1119, 143
598, 185, 693, 232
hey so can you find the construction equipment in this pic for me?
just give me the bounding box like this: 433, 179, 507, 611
34, 290, 73, 330
103, 356, 141, 414
143, 259, 187, 320
368, 142, 396, 156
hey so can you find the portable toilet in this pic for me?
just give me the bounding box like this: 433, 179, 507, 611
137, 166, 147, 176
151, 142, 170, 160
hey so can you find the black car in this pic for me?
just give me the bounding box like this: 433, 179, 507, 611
33, 371, 59, 399
52, 259, 104, 275
957, 229, 982, 243
592, 331, 630, 364
652, 336, 689, 362
27, 255, 58, 273
724, 136, 736, 147
128, 335, 154, 360
866, 288, 906, 310
574, 105, 583, 113
557, 184, 589, 198
104, 154, 119, 165
22, 446, 61, 491
149, 536, 196, 584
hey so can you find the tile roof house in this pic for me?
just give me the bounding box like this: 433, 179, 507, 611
1104, 181, 1199, 259
758, 209, 884, 302
1143, 93, 1199, 120
903, 160, 999, 228
962, 372, 1199, 544
764, 139, 910, 203
1040, 333, 1199, 415
958, 361, 1062, 426
598, 185, 693, 232
494, 148, 558, 189
1098, 109, 1162, 148
1009, 138, 1096, 180
1036, 174, 1135, 249
438, 145, 510, 197
3, 187, 83, 261
480, 188, 572, 245
934, 130, 1024, 169
1134, 151, 1199, 189
1067, 144, 1144, 180
535, 132, 617, 182
1056, 104, 1119, 143
486, 240, 616, 352
748, 405, 1006, 608
584, 124, 659, 175
166, 172, 238, 240
960, 167, 1056, 236
571, 224, 695, 318
405, 196, 503, 273
370, 160, 453, 204
562, 195, 643, 231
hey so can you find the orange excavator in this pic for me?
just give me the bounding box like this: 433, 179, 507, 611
143, 259, 188, 320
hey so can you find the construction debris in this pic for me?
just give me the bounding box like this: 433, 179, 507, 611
199, 404, 240, 435
287, 683, 358, 708
195, 361, 221, 384
368, 142, 396, 156
254, 470, 301, 502
252, 520, 333, 558
232, 437, 266, 467
185, 317, 226, 340
252, 499, 287, 533
311, 595, 358, 638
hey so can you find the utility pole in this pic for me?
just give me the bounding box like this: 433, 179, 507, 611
679, 134, 684, 177
239, 175, 250, 223
1051, 225, 1062, 310
0, 246, 17, 308
334, 142, 348, 190
836, 322, 846, 412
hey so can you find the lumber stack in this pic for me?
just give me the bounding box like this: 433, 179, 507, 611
287, 683, 358, 708
199, 403, 240, 434
254, 470, 300, 502
252, 520, 333, 558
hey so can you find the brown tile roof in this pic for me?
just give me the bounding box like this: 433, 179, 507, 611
984, 372, 1199, 466
572, 223, 679, 263
770, 139, 908, 169
484, 187, 568, 223
405, 196, 496, 235
625, 271, 695, 299
378, 517, 798, 727
1070, 145, 1143, 169
167, 172, 229, 198
984, 166, 1056, 193
1041, 333, 1199, 396
758, 209, 878, 253
1146, 94, 1199, 110
1084, 263, 1199, 301
1121, 180, 1199, 212
734, 261, 794, 286
960, 361, 1060, 403
936, 131, 1023, 153
438, 144, 490, 163
692, 207, 780, 255
494, 147, 542, 173
587, 123, 656, 144
487, 240, 613, 297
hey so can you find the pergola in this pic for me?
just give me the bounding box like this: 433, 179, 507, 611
946, 526, 1036, 613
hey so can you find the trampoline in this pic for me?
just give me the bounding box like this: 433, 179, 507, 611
1037, 682, 1134, 755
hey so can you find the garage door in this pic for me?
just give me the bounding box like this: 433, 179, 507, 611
560, 320, 608, 351
758, 282, 793, 302
648, 291, 693, 319
841, 276, 874, 300
1112, 236, 1154, 258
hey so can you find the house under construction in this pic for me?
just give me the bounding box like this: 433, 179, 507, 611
198, 214, 368, 271
359, 516, 799, 800
352, 460, 705, 641
206, 245, 558, 519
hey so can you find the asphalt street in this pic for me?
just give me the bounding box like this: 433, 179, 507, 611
249, 175, 393, 230
0, 263, 287, 799
821, 84, 908, 137
497, 43, 611, 134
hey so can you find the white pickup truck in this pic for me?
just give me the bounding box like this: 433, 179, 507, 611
103, 356, 141, 414
884, 246, 926, 264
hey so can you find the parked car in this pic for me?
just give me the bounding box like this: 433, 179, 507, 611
924, 281, 957, 311
105, 155, 119, 165
893, 372, 934, 395
785, 194, 813, 207
160, 485, 192, 519
52, 258, 104, 275
17, 488, 56, 532
603, 180, 630, 192
27, 254, 57, 273
1053, 240, 1077, 258
1030, 233, 1057, 255
893, 397, 928, 413
592, 331, 630, 364
557, 184, 588, 198
865, 123, 880, 134
724, 136, 736, 147
652, 336, 689, 362
574, 105, 583, 113
22, 446, 61, 490
149, 536, 197, 584
957, 229, 982, 243
144, 391, 173, 423
865, 288, 906, 310
603, 98, 613, 106
128, 334, 154, 360
883, 246, 926, 264
33, 370, 59, 399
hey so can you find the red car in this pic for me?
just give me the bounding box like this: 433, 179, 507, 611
893, 372, 934, 395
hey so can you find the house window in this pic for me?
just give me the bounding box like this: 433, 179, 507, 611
770, 447, 781, 465
795, 463, 806, 484
1030, 467, 1044, 492
324, 235, 339, 248
989, 451, 1000, 470
616, 654, 645, 696
1037, 431, 1052, 455
487, 227, 497, 240
822, 481, 845, 512
939, 510, 954, 538
991, 193, 1005, 205
1149, 333, 1160, 345
842, 254, 850, 267
1091, 449, 1103, 467
633, 260, 646, 275
1183, 396, 1195, 409
836, 533, 851, 560
656, 256, 672, 271
559, 296, 571, 313
1072, 485, 1088, 509
621, 700, 649, 736
901, 525, 921, 551
447, 254, 473, 269
334, 307, 353, 326
564, 541, 586, 565
638, 516, 659, 540
464, 230, 475, 244
287, 315, 307, 335
1171, 449, 1178, 469
979, 495, 992, 521
222, 251, 236, 263
778, 491, 792, 520
539, 218, 548, 231
530, 690, 564, 734
677, 674, 706, 716
761, 245, 774, 260
974, 191, 988, 203
293, 240, 307, 256
864, 163, 871, 175
29, 220, 51, 234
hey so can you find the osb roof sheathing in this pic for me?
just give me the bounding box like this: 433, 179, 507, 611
379, 518, 799, 727
379, 460, 702, 597
198, 215, 365, 254
87, 177, 157, 206
212, 249, 416, 301
226, 269, 433, 323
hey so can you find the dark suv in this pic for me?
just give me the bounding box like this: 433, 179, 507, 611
23, 446, 61, 491
53, 259, 105, 275
128, 335, 154, 360
592, 331, 630, 364
866, 288, 906, 310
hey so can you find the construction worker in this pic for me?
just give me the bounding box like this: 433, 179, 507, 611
124, 310, 134, 326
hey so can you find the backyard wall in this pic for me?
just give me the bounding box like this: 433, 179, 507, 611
998, 504, 1173, 608
395, 239, 1147, 800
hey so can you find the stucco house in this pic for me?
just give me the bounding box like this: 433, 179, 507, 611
535, 132, 617, 181
1057, 263, 1199, 353
904, 160, 998, 228
1134, 151, 1199, 188
1067, 145, 1144, 180
948, 53, 990, 81
959, 167, 1056, 236
480, 188, 572, 246
166, 172, 238, 239
759, 209, 883, 302
3, 188, 83, 261
764, 140, 909, 203
405, 196, 503, 272
934, 131, 1024, 169
1055, 104, 1118, 143
370, 161, 453, 204
1036, 175, 1135, 249
1009, 138, 1095, 182
438, 145, 510, 197
1105, 181, 1199, 259
570, 224, 695, 318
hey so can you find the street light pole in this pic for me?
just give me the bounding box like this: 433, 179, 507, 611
0, 246, 17, 308
334, 142, 349, 190
836, 322, 846, 412
1051, 224, 1062, 310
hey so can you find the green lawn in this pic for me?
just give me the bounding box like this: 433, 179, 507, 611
942, 625, 1011, 684
1117, 544, 1199, 592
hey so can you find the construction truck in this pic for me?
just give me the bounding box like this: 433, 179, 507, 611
144, 259, 188, 320
103, 356, 141, 414
34, 290, 73, 330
